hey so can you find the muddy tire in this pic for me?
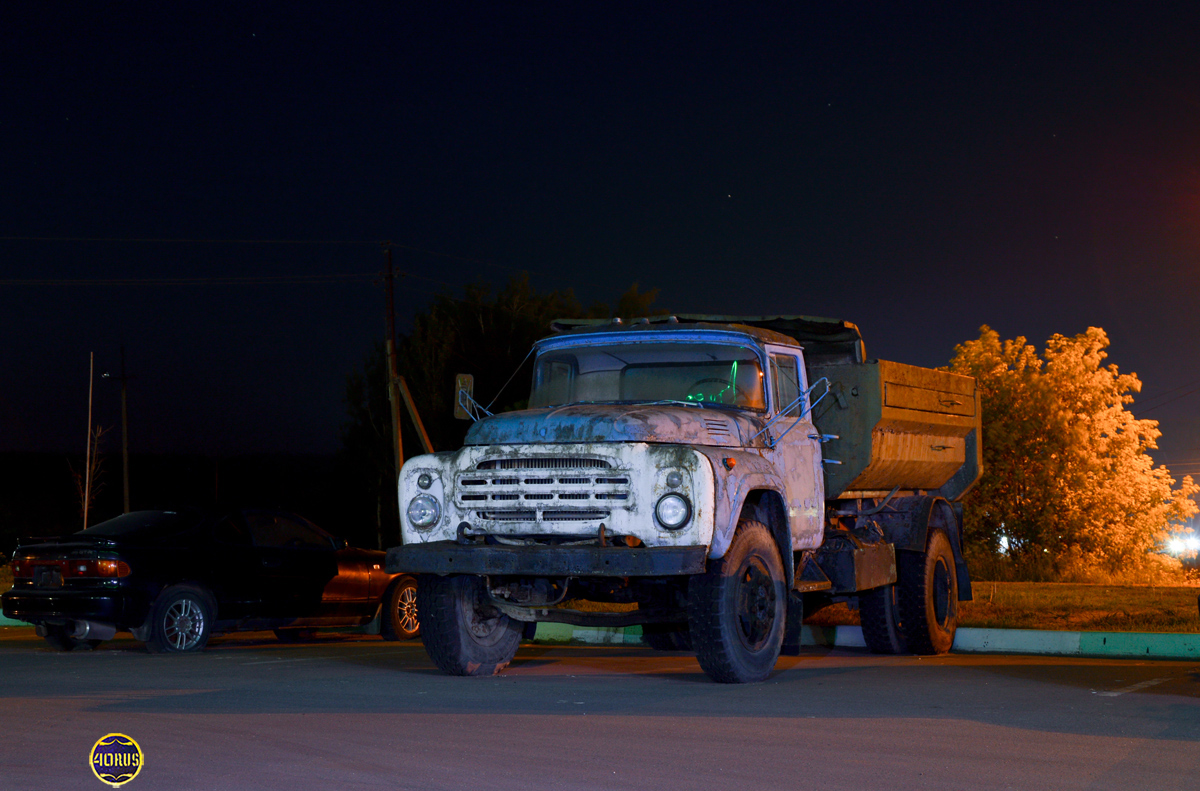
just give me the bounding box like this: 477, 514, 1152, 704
381, 575, 421, 641
144, 585, 215, 654
688, 521, 786, 683
897, 528, 958, 654
859, 583, 907, 654
416, 574, 521, 676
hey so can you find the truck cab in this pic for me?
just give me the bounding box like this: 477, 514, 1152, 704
387, 315, 979, 683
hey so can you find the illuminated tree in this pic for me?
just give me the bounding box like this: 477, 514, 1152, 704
948, 326, 1198, 580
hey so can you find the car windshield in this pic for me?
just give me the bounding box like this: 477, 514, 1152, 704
530, 342, 766, 411
77, 511, 186, 537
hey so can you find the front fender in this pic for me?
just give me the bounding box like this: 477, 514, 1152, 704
693, 448, 787, 560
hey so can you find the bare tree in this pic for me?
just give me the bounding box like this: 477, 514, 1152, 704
70, 424, 110, 527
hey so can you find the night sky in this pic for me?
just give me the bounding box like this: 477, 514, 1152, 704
3, 4, 1199, 481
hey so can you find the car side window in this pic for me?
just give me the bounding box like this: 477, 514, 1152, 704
770, 353, 802, 416
245, 512, 331, 550
276, 515, 333, 550
213, 515, 252, 546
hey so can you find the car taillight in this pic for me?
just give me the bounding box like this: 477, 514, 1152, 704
96, 559, 131, 577
11, 559, 32, 578
61, 559, 131, 578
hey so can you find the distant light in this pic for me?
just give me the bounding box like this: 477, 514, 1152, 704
999, 535, 1009, 555
1187, 537, 1200, 552
1168, 539, 1185, 555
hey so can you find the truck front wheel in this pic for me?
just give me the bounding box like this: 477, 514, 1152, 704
897, 528, 959, 654
416, 574, 521, 676
688, 521, 786, 683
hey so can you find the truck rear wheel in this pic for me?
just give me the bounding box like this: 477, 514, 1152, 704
416, 574, 521, 676
897, 528, 958, 654
859, 584, 907, 654
688, 521, 786, 683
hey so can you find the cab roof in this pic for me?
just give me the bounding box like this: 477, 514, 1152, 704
547, 314, 865, 365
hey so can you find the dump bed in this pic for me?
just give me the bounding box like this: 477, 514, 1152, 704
809, 359, 982, 502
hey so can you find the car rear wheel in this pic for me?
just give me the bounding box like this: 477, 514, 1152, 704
381, 575, 420, 641
145, 585, 215, 654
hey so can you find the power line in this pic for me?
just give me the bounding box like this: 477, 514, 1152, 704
0, 268, 464, 290
0, 273, 378, 286
0, 235, 618, 291
1135, 375, 1200, 409
1137, 385, 1200, 415
0, 235, 381, 245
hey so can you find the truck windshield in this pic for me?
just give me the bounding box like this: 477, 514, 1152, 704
530, 342, 766, 411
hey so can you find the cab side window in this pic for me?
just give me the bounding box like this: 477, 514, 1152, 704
770, 354, 802, 416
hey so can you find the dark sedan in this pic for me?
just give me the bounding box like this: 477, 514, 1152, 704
2, 509, 419, 653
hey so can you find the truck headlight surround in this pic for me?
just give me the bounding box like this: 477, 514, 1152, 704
407, 494, 441, 529
656, 493, 691, 530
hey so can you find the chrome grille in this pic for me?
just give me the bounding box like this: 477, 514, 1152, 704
458, 457, 631, 524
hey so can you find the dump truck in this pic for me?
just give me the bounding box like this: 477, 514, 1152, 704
386, 315, 981, 683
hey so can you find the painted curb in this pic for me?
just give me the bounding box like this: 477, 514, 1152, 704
954, 627, 1082, 656
531, 623, 1200, 660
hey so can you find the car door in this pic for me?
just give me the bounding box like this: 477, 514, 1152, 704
244, 511, 339, 619
203, 513, 264, 620
315, 533, 376, 620
762, 345, 824, 551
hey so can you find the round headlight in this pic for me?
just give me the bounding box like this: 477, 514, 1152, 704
407, 494, 441, 529
656, 493, 691, 530
416, 472, 433, 490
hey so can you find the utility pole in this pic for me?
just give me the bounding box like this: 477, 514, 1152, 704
120, 345, 130, 513
384, 245, 404, 547
84, 352, 94, 529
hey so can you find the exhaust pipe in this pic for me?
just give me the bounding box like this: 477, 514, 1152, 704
70, 620, 117, 641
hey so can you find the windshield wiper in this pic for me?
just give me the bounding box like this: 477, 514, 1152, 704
554, 399, 706, 408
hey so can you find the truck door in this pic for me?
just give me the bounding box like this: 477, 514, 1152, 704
763, 345, 824, 551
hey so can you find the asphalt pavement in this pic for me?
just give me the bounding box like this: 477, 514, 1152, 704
2, 625, 1198, 790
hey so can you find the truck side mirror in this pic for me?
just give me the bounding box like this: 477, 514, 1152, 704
453, 373, 475, 420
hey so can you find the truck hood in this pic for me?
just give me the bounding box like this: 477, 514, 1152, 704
464, 404, 762, 447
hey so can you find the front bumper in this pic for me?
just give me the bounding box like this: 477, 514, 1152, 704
386, 541, 707, 577
1, 588, 148, 628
